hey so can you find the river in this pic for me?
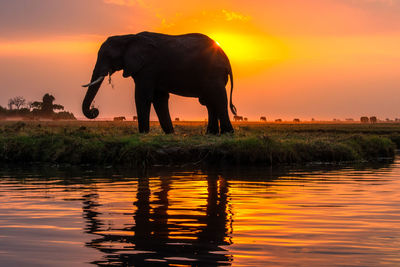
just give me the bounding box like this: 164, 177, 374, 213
0, 160, 399, 266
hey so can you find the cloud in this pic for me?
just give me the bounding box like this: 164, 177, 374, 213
154, 8, 252, 33
103, 0, 251, 28
222, 9, 250, 21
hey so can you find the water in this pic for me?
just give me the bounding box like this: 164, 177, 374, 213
1, 160, 400, 266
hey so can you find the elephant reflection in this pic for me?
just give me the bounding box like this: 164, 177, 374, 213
83, 174, 232, 266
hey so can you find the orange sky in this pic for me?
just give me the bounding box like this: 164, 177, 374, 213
1, 0, 399, 120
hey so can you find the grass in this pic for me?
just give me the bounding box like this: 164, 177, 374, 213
0, 120, 398, 167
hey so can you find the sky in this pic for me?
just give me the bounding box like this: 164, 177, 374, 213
0, 0, 399, 120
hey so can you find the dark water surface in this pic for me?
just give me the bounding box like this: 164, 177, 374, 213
1, 160, 400, 266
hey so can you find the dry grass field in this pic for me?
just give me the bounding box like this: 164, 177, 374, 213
0, 120, 398, 166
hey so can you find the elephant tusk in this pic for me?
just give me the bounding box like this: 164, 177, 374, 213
82, 76, 105, 88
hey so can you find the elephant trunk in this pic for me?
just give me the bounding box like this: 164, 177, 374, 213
82, 68, 107, 119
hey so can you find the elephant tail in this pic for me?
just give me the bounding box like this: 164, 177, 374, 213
229, 69, 237, 116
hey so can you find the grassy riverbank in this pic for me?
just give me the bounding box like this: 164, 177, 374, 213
0, 121, 398, 166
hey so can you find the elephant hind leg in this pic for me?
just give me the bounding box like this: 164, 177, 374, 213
219, 107, 234, 134
153, 92, 174, 134
210, 87, 234, 134
204, 86, 234, 134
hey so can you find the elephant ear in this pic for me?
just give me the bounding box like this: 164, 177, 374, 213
123, 36, 157, 77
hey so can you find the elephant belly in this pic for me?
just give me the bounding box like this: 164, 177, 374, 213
168, 87, 199, 98
159, 74, 206, 98
159, 68, 226, 98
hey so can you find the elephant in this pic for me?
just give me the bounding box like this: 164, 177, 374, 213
82, 32, 237, 134
113, 116, 126, 121
260, 116, 267, 122
233, 115, 243, 121
360, 116, 369, 123
369, 116, 377, 124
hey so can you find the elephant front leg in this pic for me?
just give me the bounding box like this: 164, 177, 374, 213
153, 92, 174, 134
206, 105, 219, 134
135, 88, 152, 133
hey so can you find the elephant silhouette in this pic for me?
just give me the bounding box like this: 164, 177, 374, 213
360, 117, 369, 123
113, 116, 126, 121
233, 115, 243, 121
82, 32, 237, 134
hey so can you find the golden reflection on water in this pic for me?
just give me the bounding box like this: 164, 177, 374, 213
1, 162, 400, 266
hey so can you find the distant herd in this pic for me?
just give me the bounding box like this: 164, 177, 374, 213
110, 115, 392, 123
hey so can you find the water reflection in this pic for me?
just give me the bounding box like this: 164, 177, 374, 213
83, 174, 232, 266
0, 160, 400, 266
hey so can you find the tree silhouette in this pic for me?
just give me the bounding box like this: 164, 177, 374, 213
0, 105, 6, 117
8, 96, 26, 110
3, 93, 74, 120
32, 93, 64, 117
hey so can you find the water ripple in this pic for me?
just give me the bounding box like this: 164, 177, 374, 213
0, 160, 399, 266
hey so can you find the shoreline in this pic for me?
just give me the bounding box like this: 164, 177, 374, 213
0, 121, 398, 167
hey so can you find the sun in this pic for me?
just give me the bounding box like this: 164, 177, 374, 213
209, 32, 287, 63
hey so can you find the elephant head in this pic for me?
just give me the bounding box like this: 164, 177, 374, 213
82, 34, 155, 119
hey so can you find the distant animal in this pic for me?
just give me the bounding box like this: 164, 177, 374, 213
275, 119, 282, 122
293, 118, 300, 122
133, 116, 138, 121
360, 116, 369, 123
81, 32, 237, 135
175, 117, 180, 122
244, 117, 248, 121
369, 116, 377, 123
233, 115, 243, 121
260, 116, 267, 122
113, 116, 126, 121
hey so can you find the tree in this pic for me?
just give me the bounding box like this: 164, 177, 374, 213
32, 93, 64, 117
0, 105, 6, 114
2, 93, 74, 120
31, 101, 42, 110
8, 96, 26, 110
41, 93, 56, 115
